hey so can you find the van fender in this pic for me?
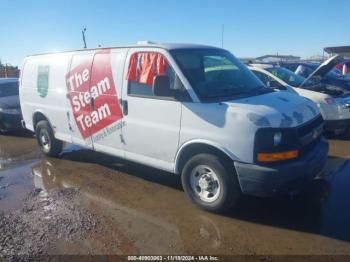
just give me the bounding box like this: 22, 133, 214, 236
174, 139, 238, 174
32, 110, 54, 132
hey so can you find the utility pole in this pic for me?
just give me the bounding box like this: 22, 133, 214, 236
221, 24, 225, 48
322, 50, 325, 61
82, 28, 87, 49
4, 63, 8, 78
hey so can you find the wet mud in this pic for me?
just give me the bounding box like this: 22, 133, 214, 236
1, 130, 350, 256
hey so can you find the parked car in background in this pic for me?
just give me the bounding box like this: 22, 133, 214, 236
0, 78, 23, 132
279, 55, 350, 92
249, 63, 350, 134
19, 43, 328, 212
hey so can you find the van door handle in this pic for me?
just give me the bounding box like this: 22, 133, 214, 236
123, 100, 128, 115
90, 97, 95, 110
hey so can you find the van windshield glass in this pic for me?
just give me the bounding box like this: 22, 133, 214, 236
170, 49, 267, 100
266, 67, 313, 87
0, 81, 19, 97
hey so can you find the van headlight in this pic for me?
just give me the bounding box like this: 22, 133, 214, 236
324, 98, 336, 105
325, 98, 345, 106
255, 128, 299, 163
0, 108, 21, 115
340, 98, 350, 108
273, 132, 282, 146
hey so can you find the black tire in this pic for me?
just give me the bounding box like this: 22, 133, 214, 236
35, 120, 63, 157
181, 153, 241, 213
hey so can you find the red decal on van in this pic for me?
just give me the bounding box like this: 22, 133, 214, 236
126, 52, 168, 86
66, 50, 123, 139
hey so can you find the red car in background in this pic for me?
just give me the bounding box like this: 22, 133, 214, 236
336, 60, 350, 74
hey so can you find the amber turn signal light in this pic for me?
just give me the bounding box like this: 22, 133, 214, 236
257, 150, 299, 162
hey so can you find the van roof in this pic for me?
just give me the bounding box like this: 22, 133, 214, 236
27, 43, 222, 57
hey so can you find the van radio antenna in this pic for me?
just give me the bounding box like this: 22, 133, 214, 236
82, 28, 87, 49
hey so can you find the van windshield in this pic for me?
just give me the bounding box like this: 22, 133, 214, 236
170, 49, 267, 100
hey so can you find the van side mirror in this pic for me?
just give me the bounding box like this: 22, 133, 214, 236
153, 75, 173, 97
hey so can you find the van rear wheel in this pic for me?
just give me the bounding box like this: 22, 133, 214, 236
35, 120, 63, 157
181, 153, 241, 213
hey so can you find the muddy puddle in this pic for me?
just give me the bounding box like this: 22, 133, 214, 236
1, 131, 350, 256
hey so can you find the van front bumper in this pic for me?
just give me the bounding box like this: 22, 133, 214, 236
234, 138, 329, 197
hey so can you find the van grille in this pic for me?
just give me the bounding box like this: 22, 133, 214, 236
297, 115, 324, 155
297, 115, 323, 138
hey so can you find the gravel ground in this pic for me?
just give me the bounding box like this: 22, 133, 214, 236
0, 187, 100, 257
1, 133, 350, 259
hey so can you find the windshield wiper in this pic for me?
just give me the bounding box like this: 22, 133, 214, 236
202, 86, 271, 100
241, 86, 271, 95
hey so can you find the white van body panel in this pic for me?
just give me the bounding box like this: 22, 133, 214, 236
179, 91, 319, 165
20, 45, 323, 177
20, 53, 73, 142
249, 66, 350, 122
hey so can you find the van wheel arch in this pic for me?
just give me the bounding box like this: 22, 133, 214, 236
32, 112, 58, 143
179, 148, 241, 212
35, 120, 63, 157
33, 112, 50, 130
176, 143, 234, 175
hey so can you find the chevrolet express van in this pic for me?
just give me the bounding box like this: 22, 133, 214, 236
19, 43, 328, 212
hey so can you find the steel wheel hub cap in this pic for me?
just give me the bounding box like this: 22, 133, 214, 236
190, 165, 221, 203
40, 132, 50, 151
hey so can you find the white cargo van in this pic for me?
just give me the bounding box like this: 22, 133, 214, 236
20, 44, 328, 212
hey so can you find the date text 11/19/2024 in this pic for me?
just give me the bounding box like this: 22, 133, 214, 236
127, 255, 220, 261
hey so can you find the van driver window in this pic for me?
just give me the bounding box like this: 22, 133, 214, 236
126, 52, 179, 97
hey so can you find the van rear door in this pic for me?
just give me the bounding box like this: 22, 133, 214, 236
121, 49, 182, 171
87, 49, 125, 157
66, 49, 125, 155
66, 51, 95, 148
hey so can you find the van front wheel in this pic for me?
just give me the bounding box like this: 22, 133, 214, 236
181, 153, 241, 213
35, 120, 63, 157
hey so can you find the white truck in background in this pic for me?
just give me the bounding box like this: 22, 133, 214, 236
249, 62, 350, 134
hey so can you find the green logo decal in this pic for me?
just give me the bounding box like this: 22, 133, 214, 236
37, 65, 50, 98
